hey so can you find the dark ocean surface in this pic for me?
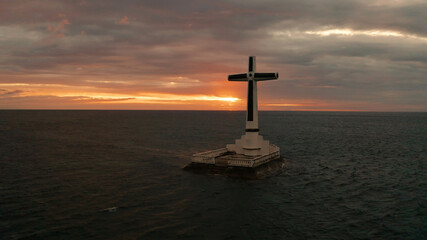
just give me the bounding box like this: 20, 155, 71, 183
0, 110, 426, 239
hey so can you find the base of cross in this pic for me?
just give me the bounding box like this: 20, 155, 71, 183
226, 131, 270, 156
183, 144, 284, 179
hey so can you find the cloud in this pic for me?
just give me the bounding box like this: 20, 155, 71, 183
0, 89, 24, 97
118, 16, 130, 25
46, 18, 71, 39
0, 91, 241, 110
0, 0, 425, 111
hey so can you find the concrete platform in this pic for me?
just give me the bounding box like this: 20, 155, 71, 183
183, 144, 285, 179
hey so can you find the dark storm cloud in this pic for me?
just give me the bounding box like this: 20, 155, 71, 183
0, 0, 426, 110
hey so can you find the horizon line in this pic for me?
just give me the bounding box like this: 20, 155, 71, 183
0, 109, 425, 113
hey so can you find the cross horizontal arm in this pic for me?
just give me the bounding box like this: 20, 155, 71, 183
228, 73, 248, 81
254, 72, 279, 81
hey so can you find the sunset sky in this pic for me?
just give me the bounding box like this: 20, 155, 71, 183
0, 0, 426, 111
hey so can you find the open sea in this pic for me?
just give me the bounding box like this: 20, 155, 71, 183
0, 110, 426, 239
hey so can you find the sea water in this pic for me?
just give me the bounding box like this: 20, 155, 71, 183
0, 110, 425, 239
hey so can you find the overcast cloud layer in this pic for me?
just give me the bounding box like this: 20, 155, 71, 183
0, 0, 426, 110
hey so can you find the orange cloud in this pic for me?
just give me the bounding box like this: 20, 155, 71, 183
118, 16, 130, 25
44, 18, 71, 43
264, 103, 305, 107
53, 19, 70, 36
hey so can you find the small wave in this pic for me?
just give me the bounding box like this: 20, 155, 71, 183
102, 207, 117, 213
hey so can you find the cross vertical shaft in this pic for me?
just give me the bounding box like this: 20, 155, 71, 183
246, 56, 258, 131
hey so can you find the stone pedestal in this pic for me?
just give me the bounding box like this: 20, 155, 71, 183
226, 132, 270, 156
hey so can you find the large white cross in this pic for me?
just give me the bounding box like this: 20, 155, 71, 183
227, 56, 279, 156
228, 56, 278, 132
